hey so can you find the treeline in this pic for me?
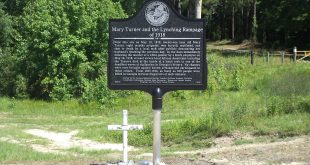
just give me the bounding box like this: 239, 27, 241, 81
116, 0, 310, 48
0, 0, 309, 101
188, 0, 310, 48
0, 0, 127, 103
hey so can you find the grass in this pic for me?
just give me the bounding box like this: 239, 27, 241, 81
0, 52, 310, 163
253, 113, 310, 137
65, 147, 114, 157
233, 139, 254, 145
0, 141, 67, 163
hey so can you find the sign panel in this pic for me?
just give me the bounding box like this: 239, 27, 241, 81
108, 0, 207, 93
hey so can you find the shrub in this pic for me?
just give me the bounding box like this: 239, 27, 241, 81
17, 0, 127, 101
171, 91, 187, 100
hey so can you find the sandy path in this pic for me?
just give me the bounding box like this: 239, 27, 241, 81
24, 129, 135, 153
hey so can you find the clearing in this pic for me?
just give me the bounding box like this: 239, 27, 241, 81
160, 135, 310, 165
2, 128, 310, 164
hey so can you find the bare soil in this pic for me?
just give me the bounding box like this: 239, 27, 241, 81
208, 40, 253, 51
161, 135, 310, 165
3, 129, 310, 164
24, 129, 135, 152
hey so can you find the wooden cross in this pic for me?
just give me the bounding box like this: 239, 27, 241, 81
108, 110, 143, 165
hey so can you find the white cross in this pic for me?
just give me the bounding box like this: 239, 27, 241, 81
108, 110, 143, 165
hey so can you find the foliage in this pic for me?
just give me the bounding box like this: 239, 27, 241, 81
81, 74, 119, 107
255, 66, 310, 115
1, 53, 310, 155
0, 0, 29, 16
255, 67, 310, 97
113, 0, 144, 16
231, 69, 243, 91
207, 51, 245, 94
258, 0, 310, 48
0, 50, 16, 96
0, 2, 13, 48
173, 0, 310, 47
171, 90, 187, 100
1, 0, 310, 103
15, 0, 126, 101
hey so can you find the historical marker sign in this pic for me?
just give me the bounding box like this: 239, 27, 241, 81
108, 0, 207, 94
108, 1, 207, 163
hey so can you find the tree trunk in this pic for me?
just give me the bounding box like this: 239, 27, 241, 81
187, 5, 191, 18
232, 6, 235, 41
263, 27, 267, 43
221, 0, 226, 39
251, 0, 257, 44
245, 5, 250, 39
284, 31, 289, 45
194, 0, 202, 19
241, 4, 244, 40
175, 0, 182, 14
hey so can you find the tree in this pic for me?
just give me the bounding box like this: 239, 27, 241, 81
194, 0, 202, 19
17, 0, 126, 100
1, 0, 29, 16
256, 0, 310, 48
0, 2, 21, 97
227, 0, 242, 41
251, 0, 257, 44
112, 0, 144, 16
0, 2, 13, 48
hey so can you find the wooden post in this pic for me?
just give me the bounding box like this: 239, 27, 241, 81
281, 51, 285, 64
250, 50, 254, 65
293, 47, 297, 62
267, 52, 270, 63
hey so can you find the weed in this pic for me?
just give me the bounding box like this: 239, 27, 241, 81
231, 69, 243, 91
191, 139, 213, 148
0, 141, 66, 163
0, 52, 310, 162
233, 139, 254, 145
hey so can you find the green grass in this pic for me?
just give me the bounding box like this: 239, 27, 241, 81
0, 141, 67, 163
0, 52, 310, 163
253, 113, 310, 137
233, 139, 254, 145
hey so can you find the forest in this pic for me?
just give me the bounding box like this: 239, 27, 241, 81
117, 0, 310, 47
0, 0, 310, 101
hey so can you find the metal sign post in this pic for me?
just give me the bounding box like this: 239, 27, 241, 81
152, 88, 163, 165
108, 0, 207, 164
108, 110, 143, 165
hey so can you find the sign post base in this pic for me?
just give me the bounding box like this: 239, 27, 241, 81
152, 87, 163, 165
153, 109, 161, 165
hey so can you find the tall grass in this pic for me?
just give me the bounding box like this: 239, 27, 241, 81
129, 53, 310, 146
0, 142, 66, 163
0, 52, 309, 153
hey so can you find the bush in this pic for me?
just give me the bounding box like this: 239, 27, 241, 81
0, 49, 21, 97
17, 0, 126, 101
171, 91, 187, 100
